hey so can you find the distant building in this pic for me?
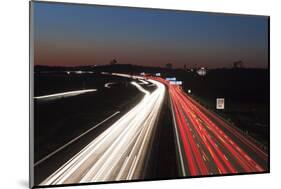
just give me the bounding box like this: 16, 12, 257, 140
197, 67, 207, 76
166, 63, 173, 69
233, 60, 244, 69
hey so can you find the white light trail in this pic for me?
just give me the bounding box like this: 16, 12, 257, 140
34, 89, 97, 101
40, 79, 165, 185
111, 73, 145, 80
104, 82, 116, 88
139, 79, 149, 85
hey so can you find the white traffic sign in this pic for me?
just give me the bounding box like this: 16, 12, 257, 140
216, 98, 225, 109
166, 77, 176, 81
170, 81, 182, 85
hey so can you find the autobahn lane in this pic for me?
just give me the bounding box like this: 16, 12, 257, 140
40, 79, 166, 186
153, 77, 268, 177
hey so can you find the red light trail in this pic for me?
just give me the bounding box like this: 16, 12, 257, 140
153, 77, 268, 177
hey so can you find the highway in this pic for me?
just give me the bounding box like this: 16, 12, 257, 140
154, 77, 268, 176
40, 79, 166, 185
34, 72, 268, 187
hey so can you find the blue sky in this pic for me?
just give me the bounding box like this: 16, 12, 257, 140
33, 2, 268, 68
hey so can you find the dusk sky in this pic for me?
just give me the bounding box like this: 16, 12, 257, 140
33, 2, 269, 68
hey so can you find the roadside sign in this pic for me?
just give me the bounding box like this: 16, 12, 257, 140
166, 77, 176, 81
216, 98, 225, 109
176, 81, 182, 85
170, 81, 182, 85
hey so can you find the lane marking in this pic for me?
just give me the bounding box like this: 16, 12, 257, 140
34, 111, 120, 167
169, 94, 187, 177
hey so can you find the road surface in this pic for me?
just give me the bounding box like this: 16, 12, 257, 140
40, 79, 166, 185
34, 72, 268, 187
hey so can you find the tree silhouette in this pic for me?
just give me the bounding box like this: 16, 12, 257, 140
110, 59, 118, 65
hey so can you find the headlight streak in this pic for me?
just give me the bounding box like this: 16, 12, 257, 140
104, 82, 116, 88
34, 89, 97, 101
40, 79, 165, 185
138, 79, 149, 85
